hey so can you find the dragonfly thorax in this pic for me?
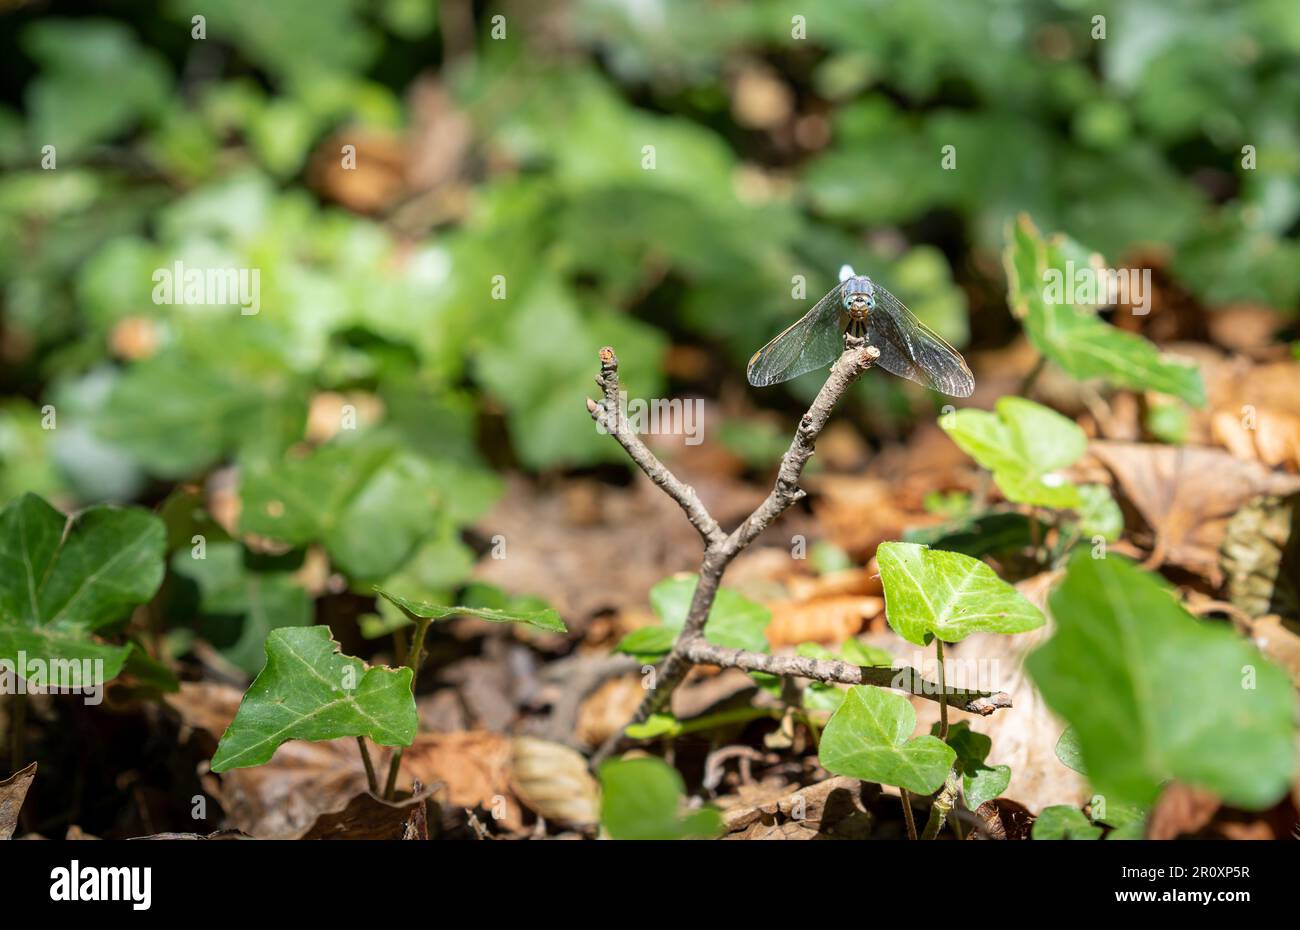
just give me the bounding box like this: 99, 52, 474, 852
840, 275, 875, 320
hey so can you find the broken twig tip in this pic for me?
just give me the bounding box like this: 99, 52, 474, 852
599, 346, 616, 365
585, 397, 599, 414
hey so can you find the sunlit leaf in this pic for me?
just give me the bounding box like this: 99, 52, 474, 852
876, 541, 1045, 646
819, 685, 955, 794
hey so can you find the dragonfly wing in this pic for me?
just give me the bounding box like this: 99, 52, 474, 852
866, 285, 975, 397
747, 283, 847, 387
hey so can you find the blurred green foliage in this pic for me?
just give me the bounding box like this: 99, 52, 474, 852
0, 1, 1297, 669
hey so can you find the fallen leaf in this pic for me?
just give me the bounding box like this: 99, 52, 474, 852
1146, 783, 1221, 840
1089, 441, 1300, 582
0, 762, 37, 840
298, 785, 434, 840
510, 738, 601, 827
765, 595, 882, 647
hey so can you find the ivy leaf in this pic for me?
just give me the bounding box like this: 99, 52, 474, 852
819, 686, 955, 794
614, 625, 678, 663
1054, 728, 1086, 775
932, 721, 1011, 811
210, 626, 417, 772
1003, 215, 1205, 407
598, 757, 721, 840
1032, 805, 1102, 840
375, 589, 567, 633
1027, 552, 1296, 809
170, 542, 311, 675
876, 541, 1045, 646
1076, 483, 1123, 542
624, 713, 682, 740
239, 443, 439, 580
649, 574, 771, 653
941, 397, 1086, 508
0, 493, 164, 681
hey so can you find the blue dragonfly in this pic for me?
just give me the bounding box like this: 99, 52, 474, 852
747, 265, 974, 397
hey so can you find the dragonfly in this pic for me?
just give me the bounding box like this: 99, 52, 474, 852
747, 265, 975, 397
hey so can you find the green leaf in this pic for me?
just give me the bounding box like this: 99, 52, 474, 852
875, 541, 1046, 646
1075, 483, 1123, 542
614, 625, 677, 662
1027, 552, 1296, 809
1032, 805, 1102, 840
170, 542, 312, 676
649, 574, 770, 653
904, 511, 1041, 559
1054, 728, 1086, 775
375, 589, 567, 634
941, 396, 1086, 508
22, 19, 171, 157
598, 757, 721, 840
240, 443, 439, 580
838, 638, 893, 668
210, 626, 417, 772
0, 493, 164, 682
819, 686, 955, 794
624, 714, 682, 740
1003, 216, 1205, 407
932, 721, 1011, 812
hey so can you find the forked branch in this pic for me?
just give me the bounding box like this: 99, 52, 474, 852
585, 336, 1010, 766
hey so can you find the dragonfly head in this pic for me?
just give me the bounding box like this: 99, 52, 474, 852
840, 275, 875, 317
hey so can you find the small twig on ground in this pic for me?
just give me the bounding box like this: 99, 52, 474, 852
587, 336, 1011, 766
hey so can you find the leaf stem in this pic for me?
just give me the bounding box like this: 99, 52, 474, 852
899, 788, 918, 840
936, 639, 948, 743
357, 737, 378, 795
384, 614, 432, 800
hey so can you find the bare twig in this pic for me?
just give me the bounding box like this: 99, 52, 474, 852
588, 347, 726, 547
679, 640, 1012, 715
586, 336, 1010, 766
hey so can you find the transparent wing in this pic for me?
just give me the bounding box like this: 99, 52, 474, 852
866, 285, 975, 398
747, 282, 847, 387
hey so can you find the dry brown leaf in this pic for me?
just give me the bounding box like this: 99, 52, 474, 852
765, 595, 883, 647
811, 475, 944, 559
1246, 615, 1300, 687
1089, 441, 1300, 583
510, 738, 601, 827
575, 674, 645, 748
721, 776, 874, 840
1146, 784, 1221, 840
0, 762, 37, 840
399, 731, 514, 817
298, 785, 434, 840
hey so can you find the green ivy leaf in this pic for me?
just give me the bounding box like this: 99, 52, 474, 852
932, 721, 1011, 812
598, 757, 721, 840
210, 626, 417, 772
941, 396, 1086, 508
1028, 552, 1296, 809
1075, 483, 1123, 542
819, 686, 955, 794
0, 493, 164, 681
375, 589, 567, 633
1032, 805, 1102, 840
170, 542, 312, 675
240, 443, 439, 580
1054, 728, 1086, 775
624, 713, 682, 740
649, 574, 771, 653
1003, 216, 1205, 407
876, 541, 1045, 646
614, 625, 678, 663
